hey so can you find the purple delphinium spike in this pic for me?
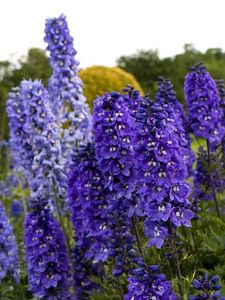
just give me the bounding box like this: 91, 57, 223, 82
6, 87, 33, 172
133, 95, 195, 248
93, 91, 136, 276
0, 200, 18, 282
124, 260, 177, 300
18, 79, 67, 207
72, 245, 100, 300
68, 143, 108, 298
190, 274, 225, 300
44, 14, 92, 161
24, 207, 71, 299
68, 143, 109, 262
8, 80, 72, 298
184, 63, 225, 146
156, 77, 195, 175
194, 147, 225, 202
216, 79, 225, 166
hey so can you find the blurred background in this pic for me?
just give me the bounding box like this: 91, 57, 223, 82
1, 0, 225, 140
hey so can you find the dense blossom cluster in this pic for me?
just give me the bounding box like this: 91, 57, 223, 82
24, 208, 71, 299
134, 96, 195, 248
184, 63, 225, 145
72, 245, 100, 300
6, 88, 33, 171
68, 143, 109, 296
194, 147, 225, 202
216, 80, 225, 162
44, 14, 92, 159
93, 91, 136, 276
93, 91, 135, 211
156, 77, 195, 174
68, 143, 108, 262
0, 201, 18, 282
7, 80, 72, 298
125, 261, 176, 299
190, 274, 225, 300
17, 80, 67, 207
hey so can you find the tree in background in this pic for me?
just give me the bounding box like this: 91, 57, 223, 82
117, 44, 225, 106
79, 65, 144, 108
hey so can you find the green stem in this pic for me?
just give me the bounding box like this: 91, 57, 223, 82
206, 140, 221, 219
168, 223, 184, 300
131, 216, 145, 263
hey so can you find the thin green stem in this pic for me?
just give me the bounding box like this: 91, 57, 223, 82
168, 223, 184, 300
206, 140, 221, 219
131, 216, 146, 263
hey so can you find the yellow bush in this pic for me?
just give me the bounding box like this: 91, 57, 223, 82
79, 66, 144, 108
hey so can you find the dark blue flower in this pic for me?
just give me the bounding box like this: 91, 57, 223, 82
0, 200, 18, 282
190, 274, 225, 300
184, 63, 225, 146
133, 95, 195, 248
44, 14, 92, 163
93, 91, 136, 276
24, 207, 71, 299
156, 77, 195, 175
125, 261, 177, 299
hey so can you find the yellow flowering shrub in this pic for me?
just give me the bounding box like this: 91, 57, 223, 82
79, 66, 144, 108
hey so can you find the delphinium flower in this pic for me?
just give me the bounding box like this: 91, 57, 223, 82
93, 91, 136, 276
44, 14, 92, 162
124, 260, 177, 300
9, 80, 72, 299
18, 79, 68, 207
133, 95, 195, 249
68, 143, 109, 262
24, 206, 71, 299
71, 245, 100, 300
190, 274, 225, 300
6, 87, 33, 173
184, 63, 225, 146
156, 77, 195, 175
0, 200, 18, 282
68, 143, 109, 297
194, 147, 225, 202
10, 200, 24, 218
216, 79, 225, 166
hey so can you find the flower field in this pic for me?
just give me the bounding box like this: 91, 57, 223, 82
0, 14, 225, 300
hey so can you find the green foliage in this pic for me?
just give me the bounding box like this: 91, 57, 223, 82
117, 44, 225, 107
79, 66, 144, 108
0, 48, 51, 140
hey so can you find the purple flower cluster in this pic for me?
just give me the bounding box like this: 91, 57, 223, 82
93, 91, 135, 211
0, 200, 18, 282
72, 245, 100, 300
12, 80, 67, 207
156, 77, 195, 174
44, 14, 92, 158
125, 261, 177, 300
68, 143, 108, 263
216, 79, 225, 162
7, 80, 72, 298
134, 96, 195, 248
6, 87, 33, 172
93, 91, 136, 276
24, 207, 71, 299
194, 147, 225, 201
184, 63, 225, 145
190, 274, 225, 300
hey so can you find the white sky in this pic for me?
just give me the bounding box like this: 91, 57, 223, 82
1, 0, 225, 68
